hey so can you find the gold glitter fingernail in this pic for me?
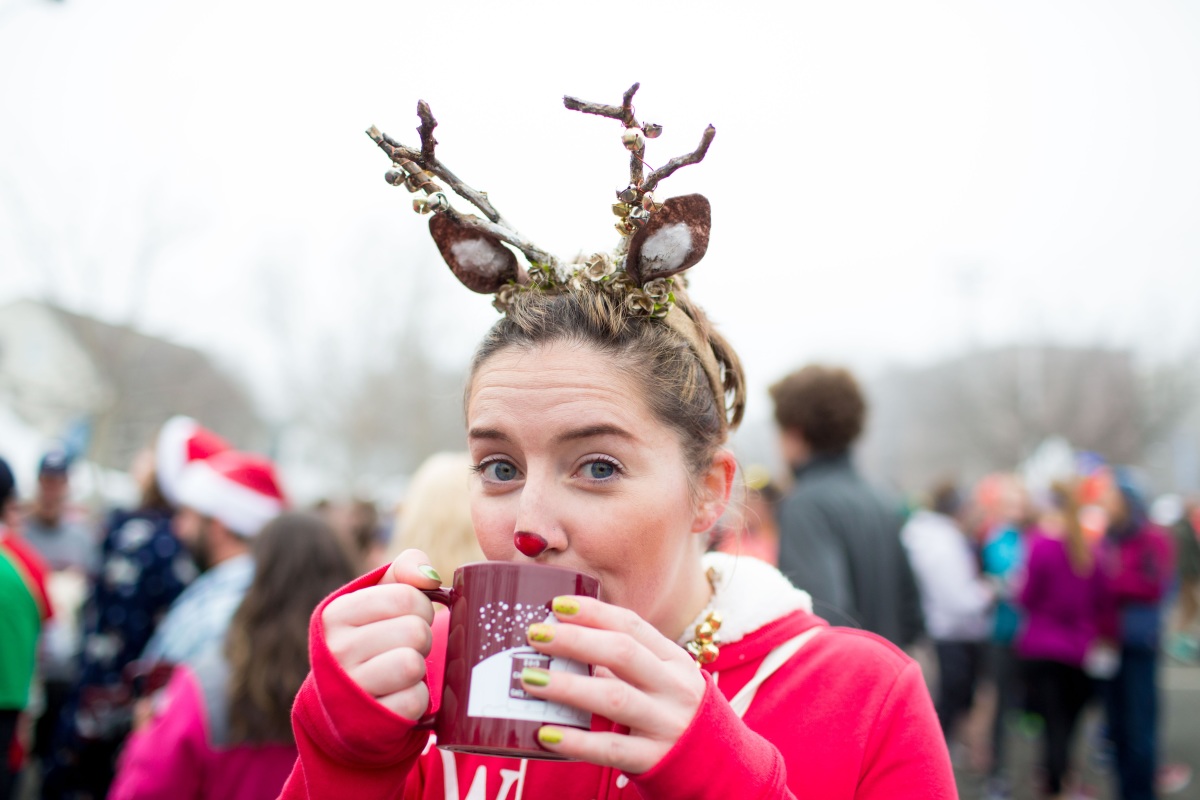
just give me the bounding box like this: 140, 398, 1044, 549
527, 623, 555, 643
551, 596, 580, 616
537, 726, 564, 745
521, 667, 550, 687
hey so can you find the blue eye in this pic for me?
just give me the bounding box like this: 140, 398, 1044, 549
483, 461, 519, 482
585, 460, 617, 480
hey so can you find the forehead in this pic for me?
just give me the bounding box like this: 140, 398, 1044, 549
468, 342, 657, 434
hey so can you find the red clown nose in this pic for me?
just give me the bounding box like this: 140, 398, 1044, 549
514, 531, 548, 558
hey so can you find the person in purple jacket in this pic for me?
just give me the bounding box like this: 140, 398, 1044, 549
1017, 482, 1106, 800
1097, 470, 1174, 800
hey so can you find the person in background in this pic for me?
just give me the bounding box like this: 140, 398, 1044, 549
711, 465, 781, 565
41, 416, 230, 799
0, 455, 52, 800
1016, 482, 1105, 800
902, 481, 994, 742
109, 512, 357, 800
324, 498, 387, 573
1097, 470, 1175, 800
20, 448, 97, 786
22, 449, 96, 577
770, 365, 924, 647
385, 452, 483, 577
1165, 497, 1200, 664
980, 474, 1033, 800
142, 450, 286, 666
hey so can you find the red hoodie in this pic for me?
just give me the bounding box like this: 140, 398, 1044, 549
281, 554, 955, 799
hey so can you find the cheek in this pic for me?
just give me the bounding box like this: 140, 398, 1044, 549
469, 488, 513, 560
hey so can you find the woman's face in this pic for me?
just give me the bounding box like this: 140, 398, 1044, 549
466, 341, 728, 635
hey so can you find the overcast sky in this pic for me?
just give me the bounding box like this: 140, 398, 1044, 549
2, 0, 1198, 428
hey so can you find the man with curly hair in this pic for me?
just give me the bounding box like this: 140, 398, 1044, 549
770, 365, 923, 648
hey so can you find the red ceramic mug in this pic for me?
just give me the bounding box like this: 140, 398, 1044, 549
419, 561, 601, 760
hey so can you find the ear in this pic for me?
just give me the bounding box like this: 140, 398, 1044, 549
691, 448, 738, 534
626, 194, 711, 285
429, 213, 520, 294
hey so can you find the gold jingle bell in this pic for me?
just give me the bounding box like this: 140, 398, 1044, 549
697, 642, 719, 665
611, 202, 631, 218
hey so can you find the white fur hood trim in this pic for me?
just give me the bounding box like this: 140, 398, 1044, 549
676, 552, 814, 648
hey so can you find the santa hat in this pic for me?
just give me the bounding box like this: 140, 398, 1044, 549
174, 451, 287, 537
156, 416, 232, 507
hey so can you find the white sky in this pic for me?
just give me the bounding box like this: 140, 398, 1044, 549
2, 0, 1199, 428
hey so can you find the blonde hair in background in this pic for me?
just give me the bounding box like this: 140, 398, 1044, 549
386, 452, 484, 576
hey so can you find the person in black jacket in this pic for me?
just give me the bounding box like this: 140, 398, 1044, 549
770, 365, 923, 648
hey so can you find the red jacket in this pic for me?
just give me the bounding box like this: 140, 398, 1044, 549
281, 557, 955, 799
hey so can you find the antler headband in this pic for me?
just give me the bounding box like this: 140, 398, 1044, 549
367, 83, 726, 421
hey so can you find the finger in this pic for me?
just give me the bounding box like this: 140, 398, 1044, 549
376, 681, 431, 722
549, 596, 688, 664
380, 548, 443, 587
526, 622, 671, 692
328, 614, 433, 669
323, 583, 434, 630
519, 669, 663, 733
350, 646, 428, 700
533, 725, 661, 775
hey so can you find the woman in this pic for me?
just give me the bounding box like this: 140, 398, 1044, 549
109, 512, 357, 799
1097, 471, 1174, 800
1016, 482, 1104, 799
282, 90, 954, 799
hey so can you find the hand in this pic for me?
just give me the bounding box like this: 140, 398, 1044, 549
518, 596, 707, 774
321, 549, 441, 720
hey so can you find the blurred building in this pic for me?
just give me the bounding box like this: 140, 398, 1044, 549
0, 299, 264, 472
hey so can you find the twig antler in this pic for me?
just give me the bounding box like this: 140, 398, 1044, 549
367, 105, 558, 268
562, 83, 715, 210
641, 125, 716, 194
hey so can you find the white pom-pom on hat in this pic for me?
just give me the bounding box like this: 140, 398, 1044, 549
155, 416, 232, 507
174, 451, 287, 537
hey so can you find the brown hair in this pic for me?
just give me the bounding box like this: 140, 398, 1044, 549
769, 365, 866, 454
1051, 481, 1093, 577
225, 512, 358, 744
468, 281, 746, 481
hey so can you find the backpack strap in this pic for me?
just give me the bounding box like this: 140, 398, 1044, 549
729, 628, 821, 719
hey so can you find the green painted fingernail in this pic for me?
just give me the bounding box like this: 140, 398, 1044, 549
521, 667, 550, 687
527, 623, 555, 643
418, 565, 442, 583
537, 725, 564, 745
551, 596, 579, 615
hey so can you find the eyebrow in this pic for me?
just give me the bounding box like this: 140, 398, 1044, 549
467, 424, 635, 444
468, 427, 512, 442
555, 424, 635, 443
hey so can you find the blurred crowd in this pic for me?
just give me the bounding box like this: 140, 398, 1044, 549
0, 364, 1197, 800
0, 418, 481, 800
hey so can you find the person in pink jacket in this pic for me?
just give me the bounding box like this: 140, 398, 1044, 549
110, 512, 357, 800
282, 87, 956, 800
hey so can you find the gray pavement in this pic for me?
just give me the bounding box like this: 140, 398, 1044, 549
954, 661, 1200, 800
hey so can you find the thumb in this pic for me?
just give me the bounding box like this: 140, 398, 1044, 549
379, 548, 444, 588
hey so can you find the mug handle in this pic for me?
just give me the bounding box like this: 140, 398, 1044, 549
413, 587, 456, 730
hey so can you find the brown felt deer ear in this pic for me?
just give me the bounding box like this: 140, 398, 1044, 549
625, 194, 711, 285
429, 212, 520, 294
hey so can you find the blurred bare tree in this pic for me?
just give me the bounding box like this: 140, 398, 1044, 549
861, 343, 1200, 493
